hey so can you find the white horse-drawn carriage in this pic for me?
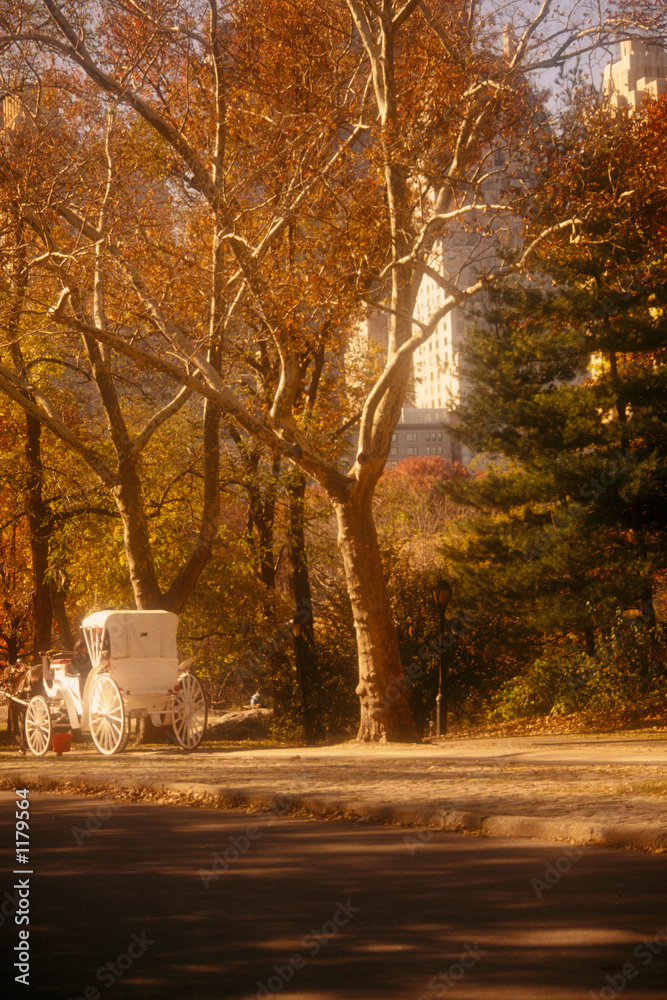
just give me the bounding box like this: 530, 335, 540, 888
17, 610, 206, 756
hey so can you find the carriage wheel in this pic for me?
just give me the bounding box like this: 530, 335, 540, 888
89, 675, 127, 756
115, 715, 131, 753
172, 673, 207, 750
24, 695, 52, 757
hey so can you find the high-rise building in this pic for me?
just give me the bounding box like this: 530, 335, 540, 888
603, 39, 667, 108
356, 204, 507, 468
411, 269, 463, 412
0, 92, 24, 130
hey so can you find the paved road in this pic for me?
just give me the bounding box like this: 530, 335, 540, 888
1, 791, 666, 1000
2, 730, 667, 850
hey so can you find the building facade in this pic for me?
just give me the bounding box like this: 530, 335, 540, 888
0, 93, 22, 130
603, 39, 667, 108
411, 271, 463, 412
386, 407, 462, 467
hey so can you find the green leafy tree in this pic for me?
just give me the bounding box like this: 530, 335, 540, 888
441, 95, 667, 652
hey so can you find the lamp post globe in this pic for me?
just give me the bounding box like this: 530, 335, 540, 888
432, 580, 452, 611
290, 618, 302, 639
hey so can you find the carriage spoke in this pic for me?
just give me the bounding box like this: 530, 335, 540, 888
89, 675, 126, 755
172, 673, 207, 750
24, 696, 52, 757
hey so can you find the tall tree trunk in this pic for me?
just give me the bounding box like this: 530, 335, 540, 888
7, 214, 52, 659
256, 517, 277, 592
50, 573, 75, 649
163, 399, 221, 612
112, 458, 162, 609
287, 470, 317, 741
335, 493, 418, 743
244, 451, 281, 604
287, 471, 315, 643
25, 415, 52, 658
583, 623, 596, 657
2, 531, 23, 660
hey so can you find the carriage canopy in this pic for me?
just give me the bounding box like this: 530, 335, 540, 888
81, 610, 179, 668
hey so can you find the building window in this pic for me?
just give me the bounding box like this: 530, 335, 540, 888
390, 446, 398, 455
407, 446, 418, 455
438, 432, 442, 441
406, 432, 417, 442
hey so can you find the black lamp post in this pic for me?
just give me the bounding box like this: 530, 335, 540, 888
431, 579, 452, 738
290, 616, 314, 746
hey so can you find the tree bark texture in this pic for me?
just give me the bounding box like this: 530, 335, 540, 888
163, 399, 221, 613
287, 470, 318, 738
335, 494, 418, 742
287, 471, 315, 644
112, 458, 162, 610
25, 415, 52, 659
50, 577, 74, 650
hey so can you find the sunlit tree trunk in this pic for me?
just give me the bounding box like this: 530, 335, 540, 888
335, 493, 418, 742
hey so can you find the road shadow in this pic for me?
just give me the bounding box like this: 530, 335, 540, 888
0, 792, 665, 999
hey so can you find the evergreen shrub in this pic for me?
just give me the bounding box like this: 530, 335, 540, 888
490, 620, 667, 724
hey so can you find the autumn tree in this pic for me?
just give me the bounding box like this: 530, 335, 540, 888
0, 399, 33, 660
376, 456, 468, 559
0, 63, 223, 623
1, 1, 665, 739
